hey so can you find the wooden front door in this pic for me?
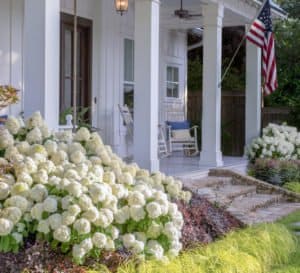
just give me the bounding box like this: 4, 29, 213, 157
60, 13, 92, 124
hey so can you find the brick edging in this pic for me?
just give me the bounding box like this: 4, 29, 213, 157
209, 169, 300, 202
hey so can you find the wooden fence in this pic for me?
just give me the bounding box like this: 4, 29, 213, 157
188, 91, 290, 156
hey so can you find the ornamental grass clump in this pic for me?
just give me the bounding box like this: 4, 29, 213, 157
0, 112, 192, 263
246, 123, 300, 162
116, 224, 296, 273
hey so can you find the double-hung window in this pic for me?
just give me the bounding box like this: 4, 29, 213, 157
166, 66, 179, 98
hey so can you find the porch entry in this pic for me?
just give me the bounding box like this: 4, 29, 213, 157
60, 13, 92, 124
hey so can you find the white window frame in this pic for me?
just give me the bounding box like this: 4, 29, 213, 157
166, 65, 180, 100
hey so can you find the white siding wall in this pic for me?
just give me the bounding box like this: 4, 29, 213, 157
0, 0, 187, 158
0, 0, 24, 116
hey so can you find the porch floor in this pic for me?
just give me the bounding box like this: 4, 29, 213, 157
160, 153, 248, 178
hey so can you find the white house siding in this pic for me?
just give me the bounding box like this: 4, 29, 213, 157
159, 28, 187, 124
0, 0, 187, 159
0, 0, 24, 117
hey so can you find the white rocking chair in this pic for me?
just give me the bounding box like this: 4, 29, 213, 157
118, 104, 169, 158
166, 121, 199, 156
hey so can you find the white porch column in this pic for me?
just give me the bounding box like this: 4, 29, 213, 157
134, 0, 160, 172
200, 3, 224, 167
23, 0, 60, 130
245, 34, 262, 147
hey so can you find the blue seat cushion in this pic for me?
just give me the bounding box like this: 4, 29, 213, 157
0, 115, 8, 125
166, 120, 190, 130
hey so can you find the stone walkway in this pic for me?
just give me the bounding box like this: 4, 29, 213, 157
181, 175, 300, 225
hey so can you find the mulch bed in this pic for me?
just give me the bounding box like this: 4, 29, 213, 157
0, 193, 243, 273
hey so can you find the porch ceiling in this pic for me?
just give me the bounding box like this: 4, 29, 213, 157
160, 0, 285, 30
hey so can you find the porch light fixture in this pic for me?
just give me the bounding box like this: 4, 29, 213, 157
115, 0, 128, 15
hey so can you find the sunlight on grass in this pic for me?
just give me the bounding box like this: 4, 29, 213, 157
114, 224, 296, 273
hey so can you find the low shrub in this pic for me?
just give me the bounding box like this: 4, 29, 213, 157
248, 159, 300, 186
115, 224, 296, 273
0, 112, 192, 264
283, 182, 300, 194
246, 123, 300, 162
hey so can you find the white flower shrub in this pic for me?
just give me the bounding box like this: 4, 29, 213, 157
247, 123, 300, 161
0, 112, 191, 263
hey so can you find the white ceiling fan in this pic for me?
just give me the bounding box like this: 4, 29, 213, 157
174, 0, 202, 20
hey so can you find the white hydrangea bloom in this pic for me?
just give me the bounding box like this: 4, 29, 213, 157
25, 112, 43, 129
43, 196, 58, 213
0, 128, 14, 149
11, 182, 29, 196
68, 204, 81, 216
53, 225, 71, 242
77, 194, 93, 211
0, 182, 10, 200
163, 222, 179, 240
74, 127, 90, 142
92, 232, 107, 248
129, 205, 146, 222
26, 127, 43, 144
48, 213, 62, 230
82, 206, 99, 222
128, 191, 146, 207
30, 203, 44, 220
122, 234, 136, 249
1, 207, 22, 224
146, 202, 162, 219
62, 211, 76, 226
33, 169, 48, 185
103, 171, 116, 185
114, 206, 130, 224
66, 181, 82, 198
17, 172, 33, 186
131, 240, 145, 254
147, 240, 164, 260
5, 116, 21, 135
70, 150, 86, 164
37, 219, 50, 234
105, 238, 115, 251
16, 141, 30, 155
4, 195, 28, 212
29, 184, 48, 202
0, 173, 15, 185
0, 218, 14, 236
72, 244, 86, 260
147, 222, 162, 239
79, 237, 93, 252
73, 218, 91, 235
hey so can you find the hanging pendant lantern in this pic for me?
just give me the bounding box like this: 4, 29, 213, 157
115, 0, 128, 15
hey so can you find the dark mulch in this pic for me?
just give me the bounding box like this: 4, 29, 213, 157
177, 193, 243, 249
0, 193, 243, 273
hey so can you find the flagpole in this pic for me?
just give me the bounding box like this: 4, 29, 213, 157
218, 0, 269, 88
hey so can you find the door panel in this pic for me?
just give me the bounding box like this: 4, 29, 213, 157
60, 13, 92, 124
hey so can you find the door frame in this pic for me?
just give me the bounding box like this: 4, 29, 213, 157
60, 12, 93, 123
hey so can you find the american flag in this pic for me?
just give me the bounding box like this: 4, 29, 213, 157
247, 0, 278, 95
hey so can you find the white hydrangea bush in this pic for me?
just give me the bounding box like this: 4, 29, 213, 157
247, 123, 300, 161
0, 113, 191, 263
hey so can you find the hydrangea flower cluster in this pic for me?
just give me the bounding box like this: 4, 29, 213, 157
247, 123, 300, 162
0, 112, 191, 263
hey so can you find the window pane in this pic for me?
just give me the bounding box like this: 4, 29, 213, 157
173, 67, 179, 82
167, 67, 173, 81
166, 66, 180, 98
124, 39, 134, 82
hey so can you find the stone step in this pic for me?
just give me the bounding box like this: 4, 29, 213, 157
183, 176, 232, 192
238, 203, 300, 225
227, 194, 283, 216
196, 185, 257, 206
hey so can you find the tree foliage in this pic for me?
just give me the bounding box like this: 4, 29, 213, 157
265, 0, 300, 127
